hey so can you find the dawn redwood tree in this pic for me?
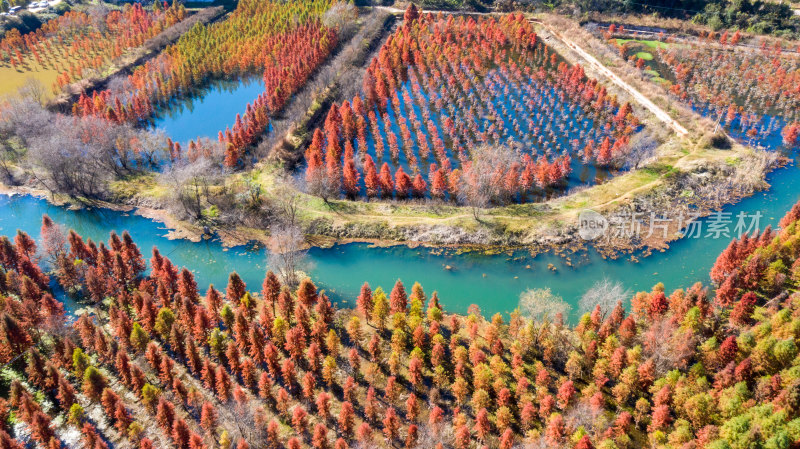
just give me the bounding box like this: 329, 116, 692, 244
383, 407, 400, 442
297, 278, 318, 308
364, 155, 379, 198
389, 280, 407, 313
395, 167, 411, 198
575, 435, 594, 449
545, 414, 566, 445
316, 391, 331, 421
474, 408, 491, 441
782, 122, 799, 147
405, 424, 419, 448
172, 418, 191, 449
454, 424, 471, 449
557, 380, 576, 409
292, 406, 308, 435
338, 401, 355, 437
343, 157, 360, 198
82, 366, 106, 400
718, 335, 738, 368
357, 282, 373, 321
312, 423, 329, 449
216, 367, 231, 402
226, 272, 246, 304
408, 356, 423, 389
597, 137, 612, 165
405, 393, 420, 421
412, 173, 427, 198
200, 401, 218, 434
730, 291, 756, 326
267, 420, 280, 449
379, 163, 393, 198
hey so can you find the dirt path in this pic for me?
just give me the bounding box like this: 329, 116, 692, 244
534, 20, 689, 136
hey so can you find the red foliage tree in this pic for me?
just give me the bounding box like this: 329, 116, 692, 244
389, 280, 407, 313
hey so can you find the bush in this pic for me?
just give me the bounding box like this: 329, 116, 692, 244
0, 11, 41, 36
710, 133, 732, 150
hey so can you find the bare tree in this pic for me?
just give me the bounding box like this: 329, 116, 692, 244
519, 288, 571, 323
267, 174, 308, 287
273, 173, 302, 228
322, 2, 358, 35
2, 97, 170, 199
458, 144, 520, 219
643, 317, 696, 376
306, 169, 337, 204
621, 130, 660, 169
579, 278, 631, 317
457, 166, 490, 221
267, 224, 307, 288
159, 158, 222, 221
18, 79, 47, 106
87, 4, 110, 33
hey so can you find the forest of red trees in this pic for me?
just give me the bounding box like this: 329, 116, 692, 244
612, 26, 800, 148
0, 196, 799, 447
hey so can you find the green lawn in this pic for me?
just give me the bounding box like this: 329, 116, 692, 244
616, 38, 672, 49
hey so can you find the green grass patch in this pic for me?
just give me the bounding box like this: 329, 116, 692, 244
642, 163, 677, 177
561, 199, 589, 210
616, 38, 671, 49
636, 51, 654, 61
491, 203, 548, 217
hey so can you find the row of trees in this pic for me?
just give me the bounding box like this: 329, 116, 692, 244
303, 8, 639, 205
73, 0, 342, 168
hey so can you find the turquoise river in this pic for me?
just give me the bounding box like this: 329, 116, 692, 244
0, 159, 798, 320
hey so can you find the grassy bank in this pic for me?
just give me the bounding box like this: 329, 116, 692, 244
102, 128, 770, 256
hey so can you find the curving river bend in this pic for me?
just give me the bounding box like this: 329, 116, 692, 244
4, 76, 795, 320
1, 159, 798, 320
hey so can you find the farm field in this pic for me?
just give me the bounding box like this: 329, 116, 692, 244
302, 11, 641, 205
0, 2, 187, 97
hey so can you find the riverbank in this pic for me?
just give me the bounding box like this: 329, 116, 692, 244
1, 127, 770, 260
